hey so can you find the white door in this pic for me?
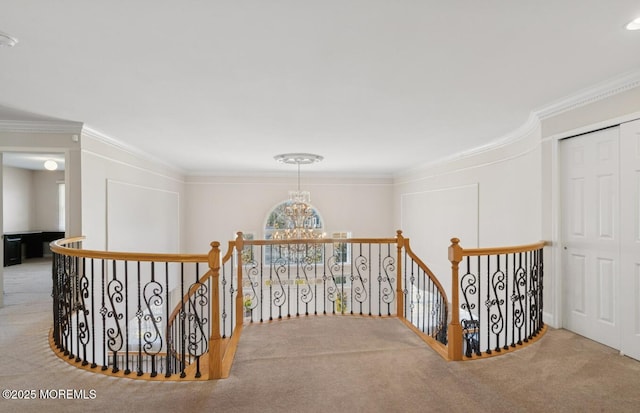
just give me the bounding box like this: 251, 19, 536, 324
620, 119, 640, 361
561, 127, 620, 350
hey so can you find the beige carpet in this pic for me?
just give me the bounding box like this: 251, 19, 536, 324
1, 259, 640, 413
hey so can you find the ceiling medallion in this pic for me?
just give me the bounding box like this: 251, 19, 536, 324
274, 153, 324, 165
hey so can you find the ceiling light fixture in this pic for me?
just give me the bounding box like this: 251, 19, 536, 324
0, 31, 18, 47
273, 153, 324, 241
44, 160, 58, 171
626, 17, 640, 30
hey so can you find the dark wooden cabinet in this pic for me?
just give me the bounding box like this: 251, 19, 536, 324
3, 231, 64, 266
3, 235, 22, 266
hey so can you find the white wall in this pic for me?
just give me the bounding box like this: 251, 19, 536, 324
393, 126, 543, 300
33, 170, 64, 230
79, 132, 186, 253
184, 175, 395, 254
2, 167, 65, 232
2, 166, 33, 232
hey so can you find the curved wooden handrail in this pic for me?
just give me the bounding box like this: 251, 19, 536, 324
166, 268, 215, 330
402, 239, 449, 306
50, 237, 208, 263
455, 240, 547, 257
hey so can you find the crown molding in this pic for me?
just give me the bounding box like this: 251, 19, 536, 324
81, 126, 186, 175
536, 69, 640, 120
0, 119, 83, 134
396, 69, 640, 178
397, 111, 541, 178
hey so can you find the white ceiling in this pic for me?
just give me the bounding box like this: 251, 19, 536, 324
1, 1, 639, 176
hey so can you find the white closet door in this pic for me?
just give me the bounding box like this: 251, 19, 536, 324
561, 127, 620, 350
620, 118, 640, 361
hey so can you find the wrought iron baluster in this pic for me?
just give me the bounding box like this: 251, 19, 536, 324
525, 251, 531, 342
322, 244, 328, 315
377, 244, 382, 316
503, 254, 509, 351
77, 257, 90, 365
99, 259, 108, 370
489, 255, 506, 353
484, 255, 491, 354
107, 259, 124, 373
513, 253, 526, 346
124, 261, 130, 375
461, 256, 480, 356
352, 243, 368, 316
381, 244, 395, 316
259, 246, 265, 322
368, 243, 372, 316
165, 262, 171, 377
136, 261, 143, 376
179, 263, 186, 378
401, 251, 407, 320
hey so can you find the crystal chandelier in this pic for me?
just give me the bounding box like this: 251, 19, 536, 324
273, 153, 324, 241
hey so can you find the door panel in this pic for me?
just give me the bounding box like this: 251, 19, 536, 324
620, 118, 640, 361
561, 127, 620, 350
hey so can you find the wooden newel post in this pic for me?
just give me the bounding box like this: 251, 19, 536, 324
208, 241, 223, 379
448, 238, 463, 361
396, 230, 404, 318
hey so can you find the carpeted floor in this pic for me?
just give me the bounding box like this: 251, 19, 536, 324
1, 258, 639, 413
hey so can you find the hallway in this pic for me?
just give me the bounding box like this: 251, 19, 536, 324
1, 259, 640, 412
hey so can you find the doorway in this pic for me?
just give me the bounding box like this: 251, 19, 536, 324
1, 151, 66, 307
560, 119, 640, 361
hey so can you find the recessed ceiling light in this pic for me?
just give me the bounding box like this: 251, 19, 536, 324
0, 31, 18, 47
44, 160, 58, 171
626, 17, 640, 30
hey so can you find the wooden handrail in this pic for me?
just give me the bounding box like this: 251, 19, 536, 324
402, 239, 449, 308
457, 241, 547, 257
50, 237, 208, 263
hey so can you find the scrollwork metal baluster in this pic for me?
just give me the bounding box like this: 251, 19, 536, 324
106, 260, 124, 373
99, 259, 108, 370
352, 246, 369, 315
143, 262, 164, 378
243, 259, 260, 323
380, 247, 396, 316
326, 253, 342, 314
299, 255, 315, 316
460, 258, 480, 356
489, 258, 506, 352
77, 257, 91, 365
187, 279, 209, 378
271, 254, 288, 319
512, 254, 527, 346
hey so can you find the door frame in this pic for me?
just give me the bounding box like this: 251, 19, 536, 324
548, 110, 640, 330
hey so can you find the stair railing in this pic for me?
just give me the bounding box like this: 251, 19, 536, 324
50, 233, 547, 381
448, 238, 546, 360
